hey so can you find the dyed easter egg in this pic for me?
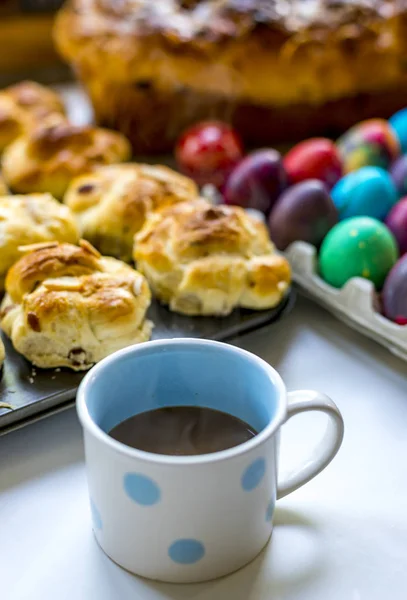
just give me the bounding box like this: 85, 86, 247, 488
331, 166, 398, 221
382, 255, 407, 324
268, 180, 338, 250
283, 138, 343, 188
390, 154, 407, 196
176, 121, 243, 188
223, 149, 287, 214
385, 197, 407, 255
389, 108, 407, 154
319, 217, 398, 289
337, 119, 400, 172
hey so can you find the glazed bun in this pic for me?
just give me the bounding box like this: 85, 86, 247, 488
134, 200, 291, 316
64, 163, 198, 261
0, 81, 65, 153
1, 240, 152, 370
0, 193, 79, 289
55, 0, 407, 153
2, 119, 131, 199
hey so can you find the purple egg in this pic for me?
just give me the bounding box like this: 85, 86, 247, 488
268, 179, 338, 251
223, 149, 287, 214
390, 154, 407, 196
385, 197, 407, 255
382, 254, 407, 324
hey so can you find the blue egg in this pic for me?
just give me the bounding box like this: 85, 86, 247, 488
331, 166, 398, 221
389, 108, 407, 154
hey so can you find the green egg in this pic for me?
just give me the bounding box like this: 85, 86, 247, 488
319, 216, 398, 289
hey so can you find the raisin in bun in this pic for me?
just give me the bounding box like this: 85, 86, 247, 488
134, 199, 291, 316
64, 163, 198, 262
0, 81, 65, 153
0, 193, 79, 290
0, 240, 152, 370
2, 118, 131, 199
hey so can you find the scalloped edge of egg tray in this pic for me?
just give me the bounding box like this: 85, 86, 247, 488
285, 241, 407, 362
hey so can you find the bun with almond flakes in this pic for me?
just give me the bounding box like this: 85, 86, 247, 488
134, 199, 291, 316
0, 240, 152, 370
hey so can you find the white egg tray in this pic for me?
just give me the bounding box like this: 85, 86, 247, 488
285, 241, 407, 362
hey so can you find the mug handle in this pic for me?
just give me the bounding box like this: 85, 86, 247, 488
277, 390, 344, 500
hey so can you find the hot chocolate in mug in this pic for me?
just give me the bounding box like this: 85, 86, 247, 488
77, 338, 344, 583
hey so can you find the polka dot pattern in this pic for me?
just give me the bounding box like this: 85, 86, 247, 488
124, 473, 161, 506
168, 539, 205, 565
266, 498, 275, 522
90, 499, 102, 531
241, 457, 266, 491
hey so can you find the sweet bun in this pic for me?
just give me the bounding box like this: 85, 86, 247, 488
134, 200, 291, 316
64, 163, 198, 262
0, 240, 152, 370
0, 193, 79, 290
2, 119, 131, 199
0, 81, 65, 153
55, 0, 407, 153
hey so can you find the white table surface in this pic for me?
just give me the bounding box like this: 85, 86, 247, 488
1, 295, 407, 600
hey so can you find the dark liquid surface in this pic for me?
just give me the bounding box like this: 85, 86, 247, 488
108, 406, 258, 456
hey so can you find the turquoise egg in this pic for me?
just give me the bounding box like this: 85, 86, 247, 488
389, 108, 407, 154
331, 166, 398, 221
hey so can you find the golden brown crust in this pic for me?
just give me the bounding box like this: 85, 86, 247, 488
55, 0, 407, 151
56, 0, 394, 47
7, 240, 100, 303
1, 119, 132, 199
0, 81, 65, 153
64, 163, 199, 261
134, 199, 291, 316
0, 193, 79, 291
1, 241, 152, 370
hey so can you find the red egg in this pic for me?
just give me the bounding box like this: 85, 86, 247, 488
385, 197, 407, 255
223, 149, 287, 214
175, 121, 243, 188
284, 138, 343, 188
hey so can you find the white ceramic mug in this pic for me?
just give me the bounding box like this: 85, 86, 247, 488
77, 338, 344, 583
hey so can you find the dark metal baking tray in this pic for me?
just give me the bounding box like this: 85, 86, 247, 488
0, 291, 295, 435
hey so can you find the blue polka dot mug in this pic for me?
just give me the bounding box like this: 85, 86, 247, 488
77, 338, 344, 583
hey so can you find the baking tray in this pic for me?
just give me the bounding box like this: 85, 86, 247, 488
0, 291, 295, 435
286, 241, 407, 362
